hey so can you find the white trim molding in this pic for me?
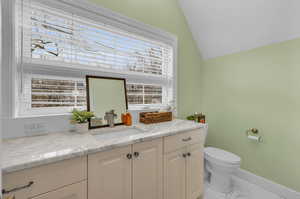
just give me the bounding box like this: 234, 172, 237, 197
235, 169, 300, 199
0, 0, 3, 194
51, 0, 177, 44
1, 0, 17, 119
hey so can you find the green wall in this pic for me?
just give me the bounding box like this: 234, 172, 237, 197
201, 38, 300, 191
89, 0, 203, 118
89, 0, 299, 192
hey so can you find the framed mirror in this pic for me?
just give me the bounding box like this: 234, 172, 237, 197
86, 76, 128, 129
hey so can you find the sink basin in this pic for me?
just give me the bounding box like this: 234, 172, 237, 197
92, 127, 144, 140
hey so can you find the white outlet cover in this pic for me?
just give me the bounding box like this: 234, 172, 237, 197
24, 123, 47, 136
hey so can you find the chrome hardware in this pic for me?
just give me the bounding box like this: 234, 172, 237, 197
133, 152, 139, 158
2, 181, 34, 194
4, 196, 16, 199
247, 128, 259, 134
246, 128, 263, 143
104, 110, 117, 127
126, 153, 132, 159
182, 137, 192, 142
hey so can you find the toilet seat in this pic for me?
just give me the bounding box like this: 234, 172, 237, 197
205, 147, 241, 166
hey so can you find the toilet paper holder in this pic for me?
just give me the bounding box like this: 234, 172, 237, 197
246, 128, 263, 142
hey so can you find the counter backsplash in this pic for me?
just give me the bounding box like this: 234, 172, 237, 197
1, 109, 165, 139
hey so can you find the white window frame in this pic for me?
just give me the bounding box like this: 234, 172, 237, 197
1, 0, 178, 119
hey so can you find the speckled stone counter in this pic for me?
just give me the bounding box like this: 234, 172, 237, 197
2, 119, 207, 173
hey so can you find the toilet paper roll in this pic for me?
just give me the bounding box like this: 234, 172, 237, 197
248, 135, 262, 142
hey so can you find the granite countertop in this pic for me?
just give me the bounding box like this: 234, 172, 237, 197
2, 119, 207, 174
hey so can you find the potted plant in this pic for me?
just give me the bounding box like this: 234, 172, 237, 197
70, 109, 94, 133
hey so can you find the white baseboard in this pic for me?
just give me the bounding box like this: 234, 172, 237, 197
235, 169, 300, 199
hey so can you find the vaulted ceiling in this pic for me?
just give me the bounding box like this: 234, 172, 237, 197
178, 0, 300, 59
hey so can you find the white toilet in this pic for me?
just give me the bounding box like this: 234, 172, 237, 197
204, 147, 241, 194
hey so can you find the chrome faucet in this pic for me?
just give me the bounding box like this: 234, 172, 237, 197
104, 110, 117, 127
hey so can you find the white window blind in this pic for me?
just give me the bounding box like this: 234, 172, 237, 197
18, 74, 87, 116
31, 77, 86, 108
127, 84, 163, 105
16, 0, 175, 116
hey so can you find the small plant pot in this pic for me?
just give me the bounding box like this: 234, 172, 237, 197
74, 123, 89, 133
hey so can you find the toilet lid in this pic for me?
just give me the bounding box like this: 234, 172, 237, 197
204, 147, 241, 165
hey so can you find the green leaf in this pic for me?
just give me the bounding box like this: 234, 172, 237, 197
71, 109, 95, 124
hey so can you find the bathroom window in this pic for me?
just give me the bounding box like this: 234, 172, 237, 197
15, 0, 176, 117
127, 84, 163, 105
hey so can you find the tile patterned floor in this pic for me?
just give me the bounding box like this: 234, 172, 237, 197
204, 184, 248, 199
204, 177, 283, 199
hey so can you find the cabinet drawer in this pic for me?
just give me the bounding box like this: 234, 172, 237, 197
3, 156, 87, 198
32, 181, 87, 199
164, 129, 204, 153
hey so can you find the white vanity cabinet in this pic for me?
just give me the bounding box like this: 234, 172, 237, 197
164, 148, 187, 199
30, 181, 86, 199
186, 143, 204, 199
2, 157, 87, 199
88, 145, 132, 199
132, 139, 163, 199
2, 126, 205, 199
164, 129, 205, 199
88, 138, 163, 199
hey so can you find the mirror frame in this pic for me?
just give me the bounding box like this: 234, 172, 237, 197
86, 75, 128, 129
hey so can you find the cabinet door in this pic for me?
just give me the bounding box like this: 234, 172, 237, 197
132, 138, 163, 199
3, 157, 87, 199
88, 146, 132, 199
31, 181, 87, 199
186, 144, 204, 199
2, 156, 87, 199
164, 149, 186, 199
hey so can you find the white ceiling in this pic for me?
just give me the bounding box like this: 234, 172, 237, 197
178, 0, 300, 59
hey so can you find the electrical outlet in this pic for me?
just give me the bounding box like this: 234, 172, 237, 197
24, 123, 46, 136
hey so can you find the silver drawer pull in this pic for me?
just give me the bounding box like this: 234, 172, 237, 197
2, 181, 34, 194
182, 137, 192, 142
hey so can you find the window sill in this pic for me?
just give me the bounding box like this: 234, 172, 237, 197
14, 107, 167, 119
14, 113, 72, 119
